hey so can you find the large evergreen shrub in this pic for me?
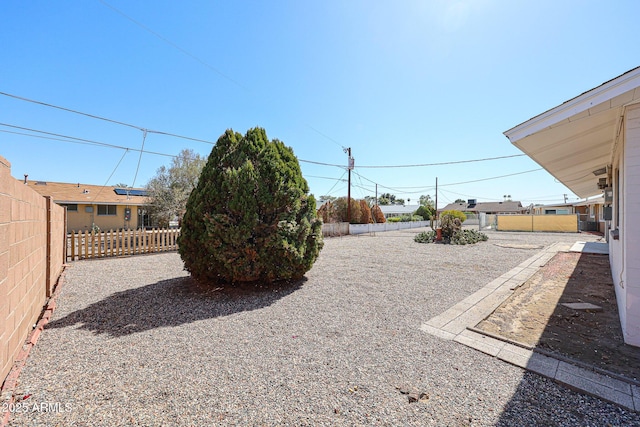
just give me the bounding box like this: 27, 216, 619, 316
178, 128, 323, 284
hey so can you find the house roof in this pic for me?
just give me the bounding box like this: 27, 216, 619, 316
25, 180, 149, 205
573, 196, 604, 207
379, 205, 420, 215
504, 66, 640, 198
440, 201, 524, 213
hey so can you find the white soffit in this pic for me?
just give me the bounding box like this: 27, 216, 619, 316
504, 67, 640, 198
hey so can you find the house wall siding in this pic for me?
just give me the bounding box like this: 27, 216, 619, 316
0, 155, 66, 383
622, 103, 640, 345
66, 204, 139, 232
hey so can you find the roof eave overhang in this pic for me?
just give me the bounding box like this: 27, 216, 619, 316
503, 67, 640, 199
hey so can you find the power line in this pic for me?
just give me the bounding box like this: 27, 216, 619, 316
356, 154, 527, 168
131, 130, 148, 188
0, 91, 218, 145
98, 0, 247, 91
91, 149, 129, 203
438, 168, 543, 187
0, 124, 175, 158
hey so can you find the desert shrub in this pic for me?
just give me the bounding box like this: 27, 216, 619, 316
178, 127, 323, 284
415, 205, 435, 220
359, 199, 373, 224
334, 197, 363, 224
387, 216, 402, 223
440, 214, 462, 241
317, 201, 339, 223
440, 210, 467, 223
450, 229, 489, 245
371, 205, 386, 223
414, 230, 436, 243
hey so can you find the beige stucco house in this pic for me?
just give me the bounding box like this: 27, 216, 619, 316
504, 66, 640, 346
26, 180, 150, 233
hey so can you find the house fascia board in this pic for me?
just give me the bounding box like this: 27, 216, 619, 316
55, 200, 147, 206
504, 67, 640, 143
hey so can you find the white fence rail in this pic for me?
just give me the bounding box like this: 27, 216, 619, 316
349, 221, 430, 235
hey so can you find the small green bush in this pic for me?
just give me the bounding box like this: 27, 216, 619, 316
450, 229, 489, 245
440, 214, 462, 241
387, 216, 402, 223
414, 214, 488, 245
415, 205, 435, 220
440, 210, 466, 223
414, 230, 436, 243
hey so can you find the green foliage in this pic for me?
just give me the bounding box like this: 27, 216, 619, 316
387, 214, 423, 222
440, 210, 467, 223
414, 230, 436, 243
415, 205, 435, 220
378, 193, 404, 205
178, 128, 323, 285
415, 213, 488, 245
440, 214, 462, 241
146, 149, 205, 227
450, 229, 489, 245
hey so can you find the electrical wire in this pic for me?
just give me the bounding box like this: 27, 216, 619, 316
91, 149, 129, 203
0, 91, 217, 145
97, 0, 247, 90
322, 171, 347, 196
131, 130, 147, 188
355, 154, 527, 168
0, 125, 175, 158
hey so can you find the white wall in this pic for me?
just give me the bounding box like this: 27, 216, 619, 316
349, 221, 430, 235
620, 103, 640, 346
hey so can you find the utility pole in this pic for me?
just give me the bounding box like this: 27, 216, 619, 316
345, 147, 353, 223
435, 177, 438, 220
563, 193, 568, 203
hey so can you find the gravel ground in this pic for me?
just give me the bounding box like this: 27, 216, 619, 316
6, 228, 638, 426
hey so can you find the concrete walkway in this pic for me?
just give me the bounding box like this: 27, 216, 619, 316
420, 242, 640, 412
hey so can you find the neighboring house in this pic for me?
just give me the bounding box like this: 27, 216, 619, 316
26, 180, 150, 233
532, 203, 575, 215
533, 197, 606, 233
439, 199, 526, 215
573, 196, 606, 234
504, 66, 640, 346
379, 204, 420, 218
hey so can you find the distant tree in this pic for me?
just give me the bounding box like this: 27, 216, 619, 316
415, 205, 435, 220
364, 195, 377, 207
378, 193, 404, 205
319, 195, 337, 203
371, 205, 386, 223
454, 198, 466, 204
419, 194, 435, 208
334, 197, 362, 224
114, 182, 130, 188
359, 199, 373, 223
317, 200, 339, 223
145, 149, 205, 227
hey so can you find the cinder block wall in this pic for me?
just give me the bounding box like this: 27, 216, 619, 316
0, 155, 65, 384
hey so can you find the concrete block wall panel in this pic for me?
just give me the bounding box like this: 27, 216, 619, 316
0, 155, 65, 384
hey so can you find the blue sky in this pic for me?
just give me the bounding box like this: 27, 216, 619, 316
1, 0, 638, 208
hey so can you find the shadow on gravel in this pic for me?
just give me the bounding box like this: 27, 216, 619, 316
46, 277, 305, 337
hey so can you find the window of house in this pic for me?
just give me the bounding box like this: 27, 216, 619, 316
97, 205, 117, 216
62, 204, 78, 212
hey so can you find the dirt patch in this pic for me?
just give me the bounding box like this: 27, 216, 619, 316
476, 251, 640, 382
